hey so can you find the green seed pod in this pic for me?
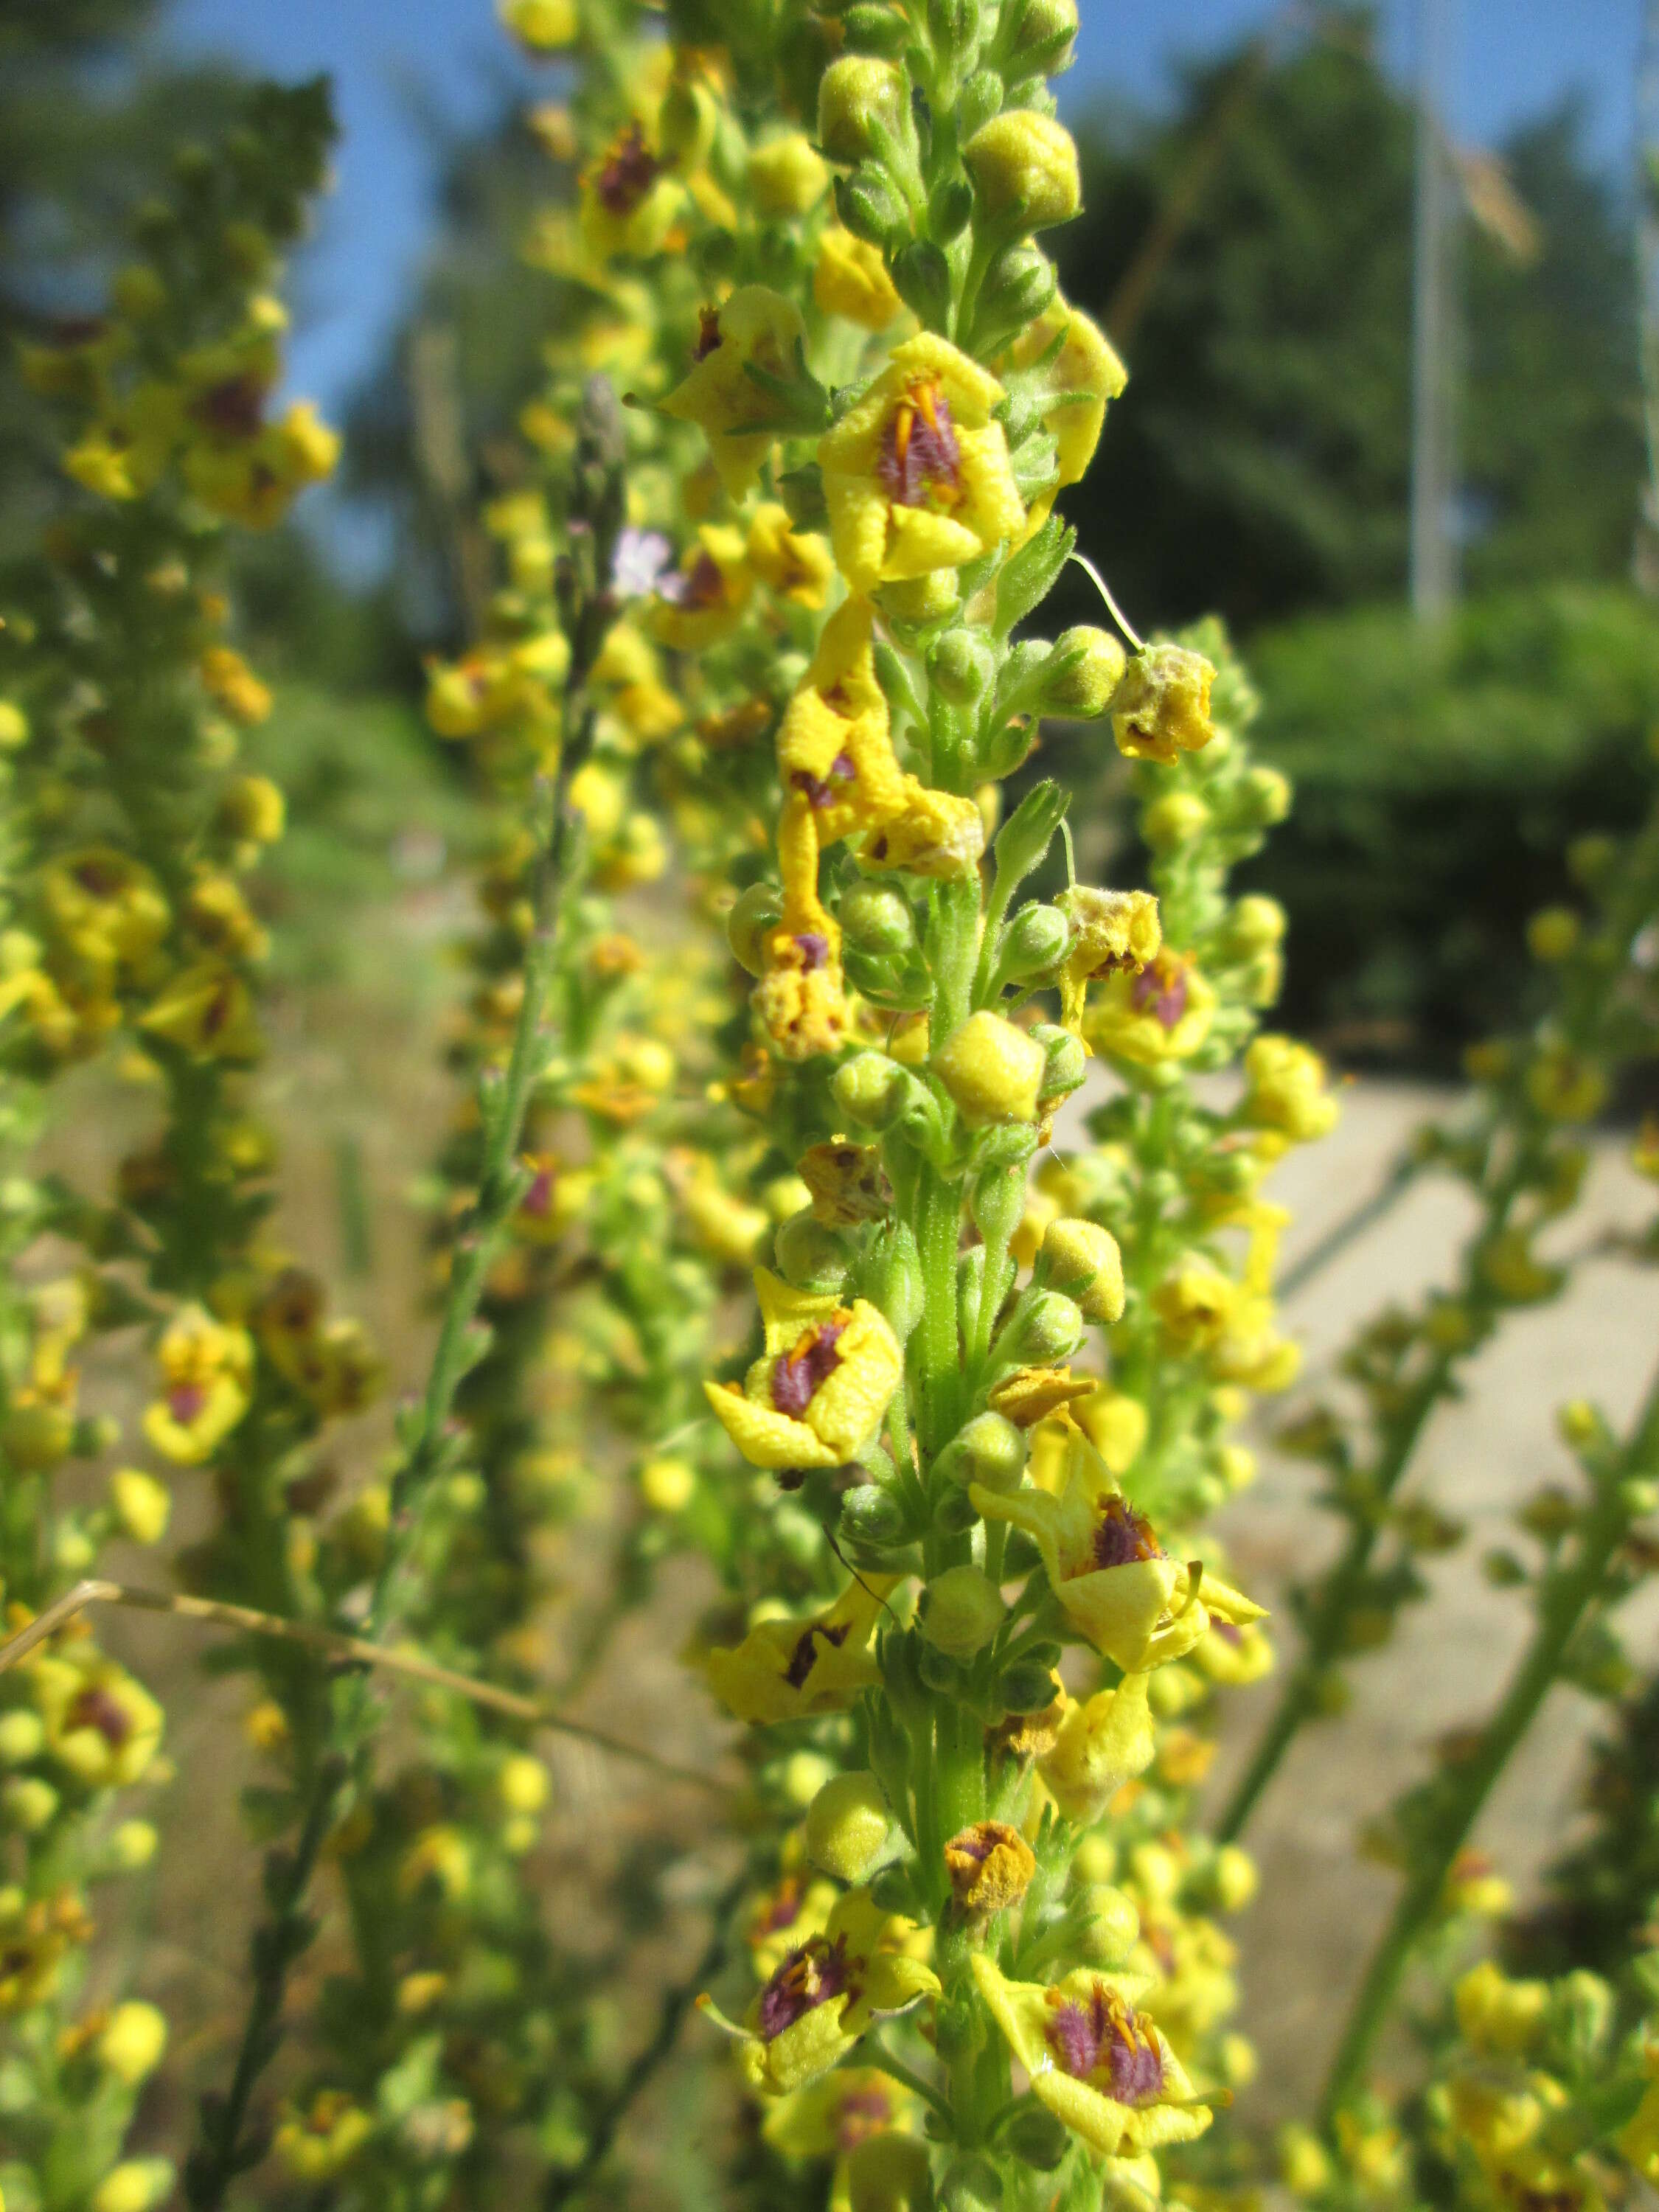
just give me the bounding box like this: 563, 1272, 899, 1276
1004, 2107, 1068, 2170
833, 1050, 918, 1130
804, 1770, 897, 1880
840, 878, 916, 956
998, 1287, 1085, 1365
933, 1409, 1026, 1492
1037, 1217, 1125, 1322
998, 902, 1071, 981
1001, 1658, 1060, 1712
726, 881, 782, 975
928, 627, 998, 708
1043, 627, 1127, 718
919, 1564, 1004, 1658
775, 1208, 850, 1291
938, 2153, 1004, 2212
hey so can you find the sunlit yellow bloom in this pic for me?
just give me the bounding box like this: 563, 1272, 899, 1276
1453, 1960, 1548, 2056
675, 1152, 771, 1263
704, 1267, 902, 1470
198, 644, 272, 726
1073, 1388, 1148, 1475
184, 873, 267, 961
274, 2091, 374, 2181
762, 2065, 911, 2166
776, 599, 908, 860
1112, 643, 1217, 763
33, 1649, 163, 1787
1003, 297, 1126, 524
818, 333, 1024, 593
1195, 1615, 1274, 1685
748, 1870, 840, 1980
499, 0, 578, 46
1085, 951, 1215, 1066
41, 848, 169, 978
748, 131, 830, 216
860, 779, 986, 880
1241, 1034, 1340, 1149
814, 227, 904, 330
650, 524, 754, 651
139, 961, 261, 1062
973, 1422, 1262, 1669
754, 883, 852, 1062
142, 1304, 253, 1464
1038, 1673, 1155, 1823
1055, 886, 1162, 1034
218, 773, 287, 846
972, 1955, 1211, 2158
661, 286, 810, 498
747, 503, 835, 607
579, 119, 684, 259
706, 1577, 896, 1725
707, 1889, 939, 2094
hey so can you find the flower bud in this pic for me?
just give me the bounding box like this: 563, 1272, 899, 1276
1009, 0, 1079, 69
1040, 626, 1127, 717
833, 1049, 919, 1130
965, 110, 1079, 231
639, 1455, 695, 1512
1527, 905, 1579, 962
1545, 1969, 1613, 2065
890, 239, 952, 328
933, 1010, 1046, 1125
928, 627, 997, 708
111, 1467, 170, 1545
1225, 893, 1286, 953
818, 57, 908, 167
839, 879, 915, 956
1033, 1021, 1085, 1105
992, 779, 1068, 890
3, 1775, 58, 1831
958, 69, 1004, 140
998, 902, 1071, 982
1004, 2107, 1068, 2170
840, 1, 911, 55
748, 131, 830, 216
925, 0, 982, 65
727, 882, 782, 975
100, 2001, 168, 2085
938, 2152, 1004, 2212
92, 2162, 175, 2212
0, 1710, 45, 1763
1141, 790, 1209, 852
969, 240, 1057, 352
998, 1287, 1085, 1365
866, 1220, 925, 1340
933, 1409, 1026, 1492
804, 1770, 897, 1881
1074, 1882, 1139, 1964
1037, 1218, 1124, 1322
834, 164, 909, 248
1002, 1657, 1062, 1711
775, 1208, 851, 1291
1232, 764, 1292, 828
840, 1481, 911, 1554
920, 1564, 1004, 1658
1110, 643, 1216, 763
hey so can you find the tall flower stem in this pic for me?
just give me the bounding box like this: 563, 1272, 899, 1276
184, 379, 626, 2212
1318, 1360, 1659, 2124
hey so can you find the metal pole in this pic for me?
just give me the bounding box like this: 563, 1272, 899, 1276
1409, 0, 1458, 618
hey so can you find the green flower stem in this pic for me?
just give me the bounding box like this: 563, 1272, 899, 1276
864, 2036, 956, 2129
1318, 1359, 1659, 2123
184, 403, 622, 2205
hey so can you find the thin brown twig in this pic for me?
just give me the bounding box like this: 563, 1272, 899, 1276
0, 1578, 734, 1798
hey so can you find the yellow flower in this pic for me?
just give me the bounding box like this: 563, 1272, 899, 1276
34, 1650, 163, 1787
748, 131, 830, 216
1085, 951, 1215, 1067
1195, 1615, 1274, 1685
98, 2001, 168, 2085
945, 1820, 1037, 1918
142, 1303, 253, 1464
818, 333, 1024, 594
973, 1422, 1262, 1670
218, 773, 287, 845
1453, 1960, 1548, 2056
499, 0, 579, 45
1073, 1388, 1147, 1475
1002, 298, 1126, 521
706, 1579, 894, 1725
1241, 1034, 1340, 1149
762, 2065, 912, 2163
859, 779, 986, 880
1055, 886, 1162, 1034
754, 887, 852, 1062
198, 644, 272, 726
704, 1267, 902, 1470
933, 1010, 1046, 1126
709, 1889, 939, 2094
748, 1871, 840, 1980
1037, 1674, 1155, 1823
274, 2090, 374, 2181
41, 848, 169, 977
1617, 2045, 1659, 2179
110, 1468, 170, 1545
660, 287, 810, 499
814, 227, 904, 330
1111, 644, 1217, 764
1525, 1043, 1606, 1122
972, 1956, 1212, 2158
776, 599, 908, 862
650, 524, 754, 651
747, 503, 835, 607
139, 961, 262, 1062
579, 120, 684, 260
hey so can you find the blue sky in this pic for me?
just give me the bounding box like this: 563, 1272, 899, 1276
157, 0, 1645, 420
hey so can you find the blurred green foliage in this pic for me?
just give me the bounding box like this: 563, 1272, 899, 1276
1239, 586, 1659, 1062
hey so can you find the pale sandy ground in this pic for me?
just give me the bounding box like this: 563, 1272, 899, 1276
1201, 1080, 1659, 2118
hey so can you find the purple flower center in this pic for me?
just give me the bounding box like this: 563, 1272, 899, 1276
784, 1618, 849, 1689
757, 1934, 853, 2040
835, 2084, 892, 2150
1046, 1985, 1166, 2104
795, 931, 830, 972
594, 122, 660, 215
790, 753, 857, 809
1091, 1495, 1164, 1571
69, 1685, 133, 1749
521, 1166, 554, 1217
692, 305, 723, 361
772, 1319, 847, 1416
1131, 959, 1189, 1031
877, 379, 963, 511
167, 1381, 209, 1425
192, 374, 266, 439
